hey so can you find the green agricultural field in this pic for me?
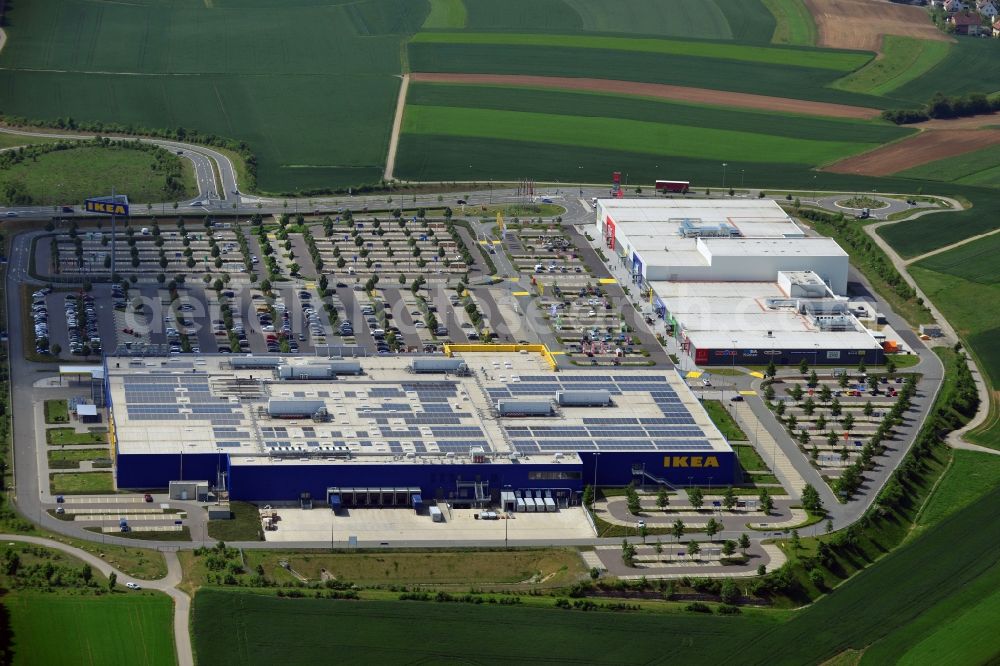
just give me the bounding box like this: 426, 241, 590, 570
407, 83, 911, 143
915, 231, 1000, 283
412, 32, 870, 71
0, 0, 426, 192
0, 144, 195, 206
423, 0, 466, 28
403, 105, 879, 165
194, 487, 1000, 664
761, 0, 816, 46
5, 592, 175, 666
892, 38, 1000, 104
911, 240, 1000, 389
458, 0, 775, 41
833, 36, 951, 96
877, 189, 1000, 258
918, 450, 1000, 527
408, 43, 887, 108
897, 145, 1000, 187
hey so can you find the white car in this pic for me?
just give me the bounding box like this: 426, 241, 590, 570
701, 378, 712, 387
125, 582, 141, 590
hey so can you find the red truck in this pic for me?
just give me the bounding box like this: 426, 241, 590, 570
655, 180, 690, 194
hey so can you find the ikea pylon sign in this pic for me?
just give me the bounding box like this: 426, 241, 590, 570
84, 198, 129, 216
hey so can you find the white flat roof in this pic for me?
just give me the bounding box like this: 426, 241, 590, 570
598, 198, 795, 225
650, 281, 882, 351
702, 237, 847, 258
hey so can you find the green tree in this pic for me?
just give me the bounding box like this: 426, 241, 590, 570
738, 533, 750, 555
807, 370, 818, 388
798, 429, 811, 447
722, 540, 736, 557
722, 486, 736, 511
839, 372, 850, 388
858, 359, 866, 374
720, 578, 739, 605
830, 397, 842, 417
820, 384, 832, 403
799, 358, 809, 374
639, 523, 648, 544
765, 360, 777, 378
886, 357, 897, 377
789, 384, 804, 401
843, 412, 855, 432
671, 519, 685, 542
802, 397, 816, 416
763, 384, 775, 402
816, 413, 827, 431
864, 401, 874, 417
686, 486, 704, 510
654, 539, 663, 560
656, 487, 669, 512
686, 540, 701, 561
108, 572, 117, 591
802, 484, 824, 515
758, 488, 773, 515
705, 517, 720, 542
625, 483, 641, 515
791, 529, 801, 550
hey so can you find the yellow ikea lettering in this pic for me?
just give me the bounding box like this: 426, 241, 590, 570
664, 455, 719, 468
85, 202, 127, 215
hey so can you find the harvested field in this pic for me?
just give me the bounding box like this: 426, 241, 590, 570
915, 112, 1000, 130
411, 73, 881, 119
824, 129, 1000, 176
804, 0, 951, 51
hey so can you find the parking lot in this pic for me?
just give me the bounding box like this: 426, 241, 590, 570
768, 372, 911, 477
263, 506, 596, 543
29, 212, 672, 365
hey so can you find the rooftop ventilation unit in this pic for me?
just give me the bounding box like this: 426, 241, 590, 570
556, 389, 611, 407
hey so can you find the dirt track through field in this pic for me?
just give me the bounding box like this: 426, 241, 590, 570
804, 0, 951, 51
410, 73, 882, 120
823, 129, 1000, 176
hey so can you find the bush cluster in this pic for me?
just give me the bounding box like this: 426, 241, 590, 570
881, 92, 1000, 125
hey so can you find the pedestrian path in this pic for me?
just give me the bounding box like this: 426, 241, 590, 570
731, 403, 806, 500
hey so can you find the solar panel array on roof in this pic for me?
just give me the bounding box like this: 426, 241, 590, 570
490, 374, 710, 453
123, 375, 243, 423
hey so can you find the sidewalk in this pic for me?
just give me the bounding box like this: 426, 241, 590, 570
730, 402, 806, 500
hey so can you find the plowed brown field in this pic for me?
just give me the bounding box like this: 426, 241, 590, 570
823, 129, 1000, 176
804, 0, 952, 51
410, 73, 882, 119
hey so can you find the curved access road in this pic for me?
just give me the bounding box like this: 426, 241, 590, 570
864, 212, 993, 447
0, 534, 192, 666
0, 125, 241, 205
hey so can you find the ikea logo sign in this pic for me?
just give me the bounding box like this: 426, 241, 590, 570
664, 455, 719, 468
84, 199, 129, 216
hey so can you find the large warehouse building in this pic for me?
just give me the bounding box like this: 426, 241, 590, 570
595, 199, 890, 366
107, 351, 735, 503
596, 199, 849, 294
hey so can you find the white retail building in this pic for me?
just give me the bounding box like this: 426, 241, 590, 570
594, 199, 891, 366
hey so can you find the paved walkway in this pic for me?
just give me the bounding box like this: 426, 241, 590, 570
0, 534, 192, 666
731, 402, 807, 500
383, 73, 409, 181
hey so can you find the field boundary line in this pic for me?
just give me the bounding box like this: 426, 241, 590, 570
904, 227, 1000, 265
409, 72, 881, 120
384, 74, 409, 181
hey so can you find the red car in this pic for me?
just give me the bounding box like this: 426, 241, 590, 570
143, 493, 153, 502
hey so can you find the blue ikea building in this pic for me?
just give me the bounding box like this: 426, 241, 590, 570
108, 354, 737, 505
